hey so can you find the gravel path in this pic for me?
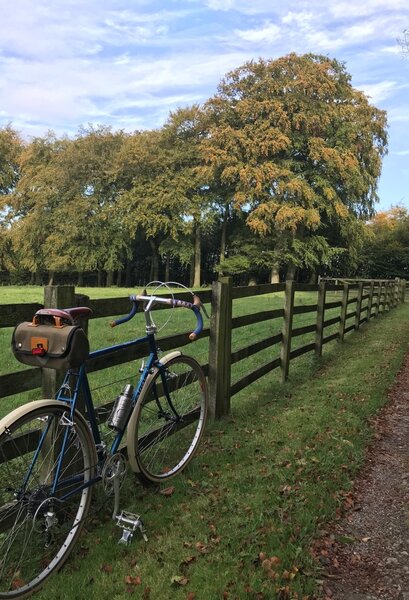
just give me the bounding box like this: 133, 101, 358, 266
318, 352, 409, 600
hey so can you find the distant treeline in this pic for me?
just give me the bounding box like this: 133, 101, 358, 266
2, 52, 406, 287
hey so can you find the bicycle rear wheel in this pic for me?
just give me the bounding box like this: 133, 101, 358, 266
127, 354, 208, 484
0, 400, 96, 598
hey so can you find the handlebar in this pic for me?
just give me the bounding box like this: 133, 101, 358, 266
110, 293, 206, 341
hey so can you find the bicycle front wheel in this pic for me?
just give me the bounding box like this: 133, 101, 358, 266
127, 354, 208, 483
0, 400, 96, 599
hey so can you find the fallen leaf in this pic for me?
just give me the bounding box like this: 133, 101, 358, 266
125, 575, 142, 586
181, 556, 196, 566
101, 564, 113, 574
186, 593, 196, 600
195, 541, 209, 554
160, 486, 175, 496
171, 575, 189, 586
11, 579, 25, 590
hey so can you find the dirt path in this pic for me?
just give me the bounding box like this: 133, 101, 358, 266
318, 352, 409, 600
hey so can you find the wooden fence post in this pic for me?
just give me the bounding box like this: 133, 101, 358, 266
394, 278, 400, 307
401, 280, 406, 303
280, 279, 295, 382
366, 280, 375, 322
339, 282, 349, 342
375, 281, 382, 317
315, 280, 326, 357
383, 281, 391, 312
208, 276, 233, 420
354, 282, 364, 330
42, 285, 76, 399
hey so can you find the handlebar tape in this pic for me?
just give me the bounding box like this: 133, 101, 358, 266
110, 300, 138, 327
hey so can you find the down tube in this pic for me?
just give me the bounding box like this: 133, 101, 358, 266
109, 352, 157, 455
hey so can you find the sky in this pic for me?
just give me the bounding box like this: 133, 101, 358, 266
0, 0, 408, 212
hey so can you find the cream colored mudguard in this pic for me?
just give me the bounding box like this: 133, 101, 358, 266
126, 350, 182, 473
0, 399, 97, 464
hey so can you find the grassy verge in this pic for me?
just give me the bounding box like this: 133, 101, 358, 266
24, 301, 409, 600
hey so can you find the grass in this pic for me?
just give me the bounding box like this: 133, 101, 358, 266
0, 286, 407, 599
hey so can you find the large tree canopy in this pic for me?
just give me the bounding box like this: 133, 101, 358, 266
203, 53, 388, 277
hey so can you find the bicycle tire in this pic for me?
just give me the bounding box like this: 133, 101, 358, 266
0, 400, 96, 599
127, 354, 208, 484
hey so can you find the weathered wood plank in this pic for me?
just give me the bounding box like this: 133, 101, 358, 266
232, 309, 284, 329
294, 284, 319, 292
293, 303, 318, 315
354, 282, 364, 330
324, 300, 342, 310
289, 341, 316, 360
86, 327, 210, 373
322, 331, 339, 345
0, 303, 43, 328
366, 282, 375, 323
344, 323, 355, 335
315, 281, 326, 357
208, 277, 233, 420
231, 333, 282, 365
292, 323, 317, 338
280, 280, 295, 382
323, 315, 341, 328
0, 368, 42, 399
339, 282, 349, 342
232, 283, 285, 299
230, 358, 281, 396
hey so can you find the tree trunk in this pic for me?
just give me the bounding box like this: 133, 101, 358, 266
219, 206, 228, 264
189, 255, 194, 288
35, 270, 42, 285
116, 268, 123, 287
97, 269, 103, 287
106, 270, 114, 287
149, 238, 159, 282
164, 254, 170, 282
270, 262, 280, 283
193, 223, 201, 287
286, 263, 297, 281
125, 261, 132, 287
309, 269, 317, 284
48, 271, 55, 286
77, 271, 84, 286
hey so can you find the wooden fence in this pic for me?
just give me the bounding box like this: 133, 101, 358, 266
0, 278, 406, 420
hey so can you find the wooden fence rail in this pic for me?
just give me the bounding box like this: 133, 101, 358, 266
0, 278, 406, 420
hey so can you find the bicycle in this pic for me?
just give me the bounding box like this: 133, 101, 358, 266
0, 286, 209, 598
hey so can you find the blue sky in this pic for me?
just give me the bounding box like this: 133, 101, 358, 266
0, 0, 408, 212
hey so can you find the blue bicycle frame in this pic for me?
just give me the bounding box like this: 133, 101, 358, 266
43, 331, 161, 500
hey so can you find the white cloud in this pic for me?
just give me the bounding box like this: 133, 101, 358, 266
358, 81, 398, 103
234, 21, 281, 43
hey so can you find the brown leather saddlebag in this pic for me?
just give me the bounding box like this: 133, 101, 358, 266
11, 321, 89, 370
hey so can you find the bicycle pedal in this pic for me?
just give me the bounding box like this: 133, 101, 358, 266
116, 511, 148, 544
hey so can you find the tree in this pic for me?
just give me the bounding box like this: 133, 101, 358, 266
48, 125, 129, 284
358, 206, 409, 278
0, 125, 23, 272
203, 53, 388, 280
7, 131, 63, 282
8, 126, 129, 284
117, 106, 213, 285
